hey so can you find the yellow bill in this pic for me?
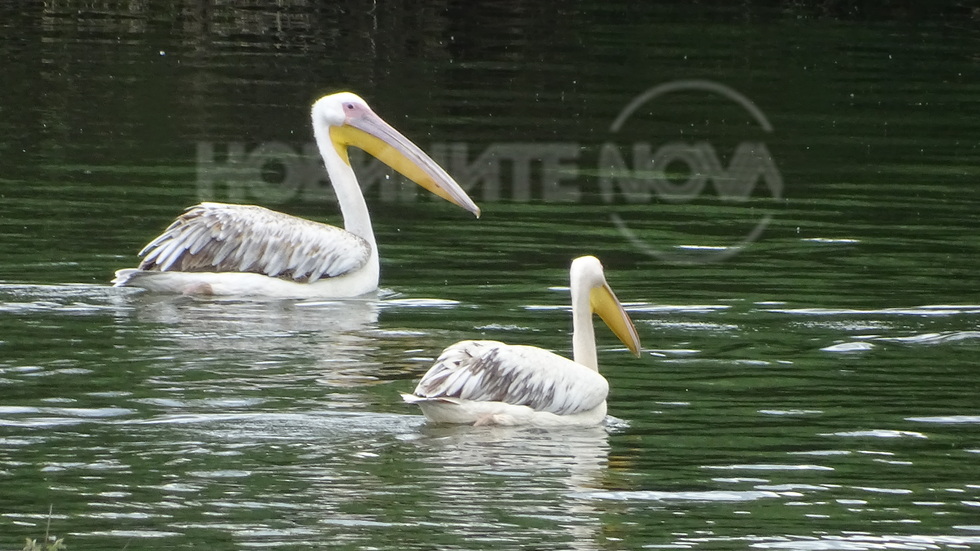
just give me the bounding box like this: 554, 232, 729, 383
330, 113, 480, 217
590, 282, 642, 356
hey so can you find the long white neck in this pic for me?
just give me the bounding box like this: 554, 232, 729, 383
313, 125, 378, 251
570, 284, 598, 371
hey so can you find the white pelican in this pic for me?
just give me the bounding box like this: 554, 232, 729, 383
112, 92, 480, 298
402, 255, 642, 427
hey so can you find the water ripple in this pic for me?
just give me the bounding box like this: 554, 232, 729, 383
821, 342, 875, 352
825, 430, 928, 439
767, 305, 980, 316
0, 406, 136, 427
380, 298, 463, 309
759, 409, 824, 416
573, 489, 783, 502
749, 533, 980, 549
704, 464, 835, 472
906, 416, 980, 425
879, 331, 980, 345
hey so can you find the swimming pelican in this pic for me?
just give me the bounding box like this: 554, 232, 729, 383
402, 255, 642, 427
112, 92, 480, 298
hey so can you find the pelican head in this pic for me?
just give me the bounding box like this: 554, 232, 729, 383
571, 255, 642, 357
312, 92, 480, 217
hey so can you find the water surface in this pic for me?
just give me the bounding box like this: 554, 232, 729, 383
1, 2, 978, 549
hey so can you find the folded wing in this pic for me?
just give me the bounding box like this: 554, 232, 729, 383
136, 202, 370, 283
412, 340, 609, 415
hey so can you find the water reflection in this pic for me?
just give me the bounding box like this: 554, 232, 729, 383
91, 411, 616, 549
415, 423, 610, 475
118, 292, 382, 362
407, 424, 613, 551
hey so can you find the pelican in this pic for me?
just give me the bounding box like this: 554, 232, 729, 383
402, 256, 642, 427
112, 92, 480, 298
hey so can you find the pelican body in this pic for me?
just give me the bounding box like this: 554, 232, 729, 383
402, 256, 642, 427
113, 92, 479, 298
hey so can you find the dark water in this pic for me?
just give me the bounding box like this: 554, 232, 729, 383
1, 1, 979, 549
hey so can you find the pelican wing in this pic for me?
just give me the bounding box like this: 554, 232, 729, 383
136, 202, 370, 283
413, 340, 609, 415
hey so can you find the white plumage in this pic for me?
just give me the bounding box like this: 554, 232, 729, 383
402, 256, 642, 427
114, 92, 479, 298
417, 341, 609, 414
131, 203, 369, 282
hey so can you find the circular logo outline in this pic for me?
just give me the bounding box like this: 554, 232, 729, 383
607, 80, 781, 264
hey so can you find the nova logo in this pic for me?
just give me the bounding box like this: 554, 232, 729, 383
599, 80, 784, 263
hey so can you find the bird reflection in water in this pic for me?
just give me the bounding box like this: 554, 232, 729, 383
408, 422, 617, 550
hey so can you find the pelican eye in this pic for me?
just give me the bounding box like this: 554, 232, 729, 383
345, 103, 355, 110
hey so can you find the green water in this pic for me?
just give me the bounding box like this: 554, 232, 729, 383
1, 2, 979, 550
